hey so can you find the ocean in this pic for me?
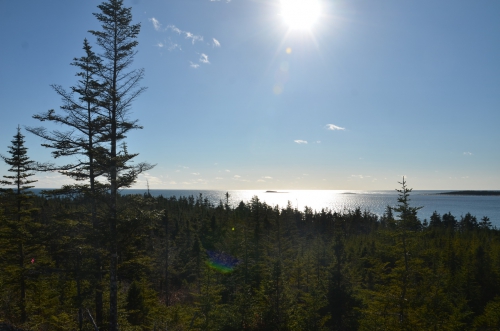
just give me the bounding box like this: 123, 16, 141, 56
119, 189, 500, 228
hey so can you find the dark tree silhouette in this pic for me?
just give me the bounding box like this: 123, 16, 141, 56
27, 38, 108, 328
88, 1, 153, 329
0, 126, 37, 324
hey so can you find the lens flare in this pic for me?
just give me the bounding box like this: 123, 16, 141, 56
206, 251, 239, 273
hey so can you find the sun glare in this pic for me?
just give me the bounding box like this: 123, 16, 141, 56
280, 0, 321, 30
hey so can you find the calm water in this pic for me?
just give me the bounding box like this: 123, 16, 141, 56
120, 189, 500, 228
32, 188, 499, 228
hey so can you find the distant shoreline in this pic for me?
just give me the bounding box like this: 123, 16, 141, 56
436, 191, 500, 196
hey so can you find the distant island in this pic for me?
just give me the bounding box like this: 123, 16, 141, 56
265, 190, 288, 193
437, 191, 500, 196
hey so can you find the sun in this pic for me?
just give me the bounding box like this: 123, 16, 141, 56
280, 0, 321, 30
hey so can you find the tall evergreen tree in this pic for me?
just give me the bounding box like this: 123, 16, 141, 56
88, 1, 152, 329
0, 127, 38, 324
27, 38, 108, 328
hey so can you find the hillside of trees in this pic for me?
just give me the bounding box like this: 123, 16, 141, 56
1, 178, 500, 330
1, 0, 500, 330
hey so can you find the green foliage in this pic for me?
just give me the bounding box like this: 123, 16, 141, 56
0, 181, 499, 330
473, 296, 500, 330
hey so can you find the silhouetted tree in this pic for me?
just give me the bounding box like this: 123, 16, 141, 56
27, 39, 108, 327
0, 127, 38, 324
87, 1, 153, 329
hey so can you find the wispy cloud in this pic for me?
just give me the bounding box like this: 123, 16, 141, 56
166, 25, 204, 44
463, 152, 473, 156
151, 21, 220, 67
264, 176, 272, 179
154, 39, 181, 51
168, 41, 181, 51
234, 175, 241, 178
191, 172, 200, 175
326, 124, 345, 131
200, 53, 210, 64
294, 140, 308, 144
351, 175, 364, 179
168, 24, 182, 34
186, 32, 203, 44
149, 17, 162, 31
257, 179, 266, 182
210, 0, 232, 2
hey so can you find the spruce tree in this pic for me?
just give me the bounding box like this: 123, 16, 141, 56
88, 1, 152, 329
27, 38, 108, 328
0, 126, 38, 324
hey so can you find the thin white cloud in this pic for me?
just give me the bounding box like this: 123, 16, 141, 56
225, 169, 230, 172
316, 141, 321, 144
264, 176, 272, 179
200, 53, 210, 64
326, 124, 345, 131
351, 175, 364, 179
167, 24, 182, 34
167, 25, 204, 44
234, 175, 241, 178
168, 41, 181, 51
191, 173, 200, 175
185, 31, 203, 44
463, 152, 473, 156
257, 179, 266, 182
154, 23, 220, 68
149, 17, 162, 31
215, 177, 223, 180
294, 140, 308, 144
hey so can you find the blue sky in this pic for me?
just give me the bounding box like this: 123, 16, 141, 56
0, 0, 499, 190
